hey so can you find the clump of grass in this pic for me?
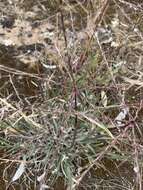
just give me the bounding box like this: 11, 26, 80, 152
0, 0, 143, 190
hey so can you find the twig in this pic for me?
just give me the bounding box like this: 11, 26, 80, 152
77, 0, 110, 69
59, 0, 79, 150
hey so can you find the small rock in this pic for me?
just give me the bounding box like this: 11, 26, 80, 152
0, 16, 15, 29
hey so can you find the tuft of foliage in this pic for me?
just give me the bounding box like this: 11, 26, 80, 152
0, 0, 143, 189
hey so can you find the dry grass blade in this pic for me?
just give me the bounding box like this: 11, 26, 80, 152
12, 162, 25, 182
77, 112, 114, 139
123, 77, 143, 87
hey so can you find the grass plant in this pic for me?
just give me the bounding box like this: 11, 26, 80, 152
0, 0, 143, 189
